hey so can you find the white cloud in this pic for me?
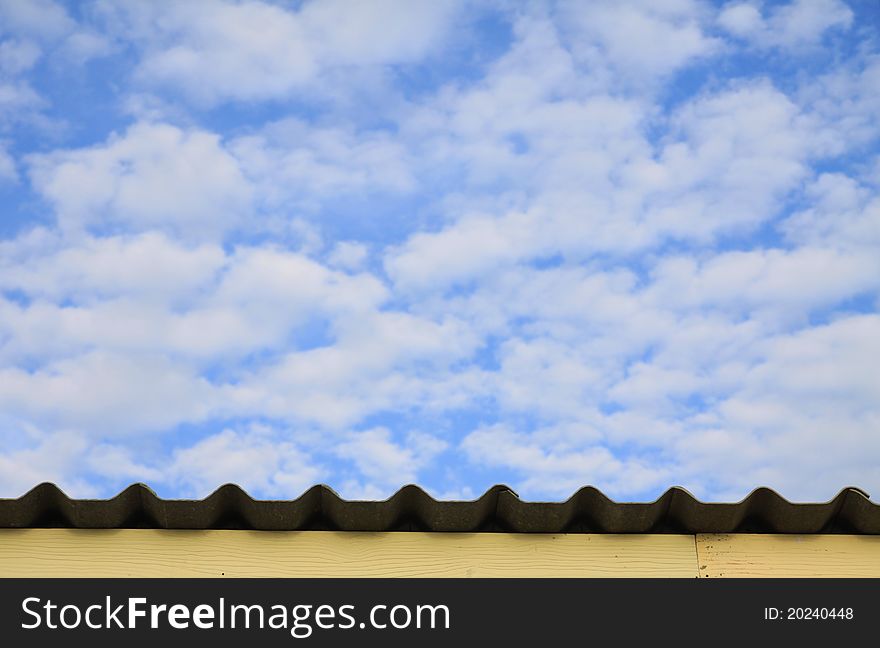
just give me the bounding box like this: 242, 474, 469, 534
0, 3, 111, 130
387, 79, 819, 294
716, 2, 763, 37
0, 424, 323, 499
60, 30, 114, 64
237, 310, 481, 428
28, 122, 254, 240
460, 315, 880, 500
735, 315, 880, 413
0, 351, 217, 435
0, 37, 42, 128
299, 0, 461, 67
413, 221, 880, 499
719, 0, 853, 49
461, 424, 670, 499
327, 241, 369, 271
0, 236, 390, 367
645, 247, 880, 319
797, 58, 880, 151
3, 13, 110, 66
166, 427, 322, 498
388, 41, 829, 293
231, 118, 415, 211
385, 209, 540, 293
559, 0, 721, 81
101, 0, 462, 106
132, 1, 316, 105
0, 430, 96, 497
336, 427, 446, 489
404, 15, 648, 194
675, 315, 880, 500
0, 231, 224, 304
0, 38, 41, 74
0, 0, 75, 41
26, 117, 418, 242
0, 228, 486, 444
644, 80, 815, 240
84, 443, 163, 484
0, 79, 43, 123
781, 173, 880, 250
492, 336, 606, 420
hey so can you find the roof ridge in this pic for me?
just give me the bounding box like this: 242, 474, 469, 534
1, 483, 876, 533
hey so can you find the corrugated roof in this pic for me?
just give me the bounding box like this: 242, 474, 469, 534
1, 483, 878, 533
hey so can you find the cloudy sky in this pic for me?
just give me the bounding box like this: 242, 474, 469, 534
0, 0, 878, 502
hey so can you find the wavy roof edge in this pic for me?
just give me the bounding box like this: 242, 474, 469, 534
1, 483, 878, 534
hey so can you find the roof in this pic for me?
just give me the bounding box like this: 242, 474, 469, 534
1, 483, 878, 533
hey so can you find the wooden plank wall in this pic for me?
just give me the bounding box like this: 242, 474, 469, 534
0, 530, 878, 577
695, 534, 880, 578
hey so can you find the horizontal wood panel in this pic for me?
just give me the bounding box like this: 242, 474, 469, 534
6, 531, 878, 578
0, 529, 698, 578
696, 534, 880, 578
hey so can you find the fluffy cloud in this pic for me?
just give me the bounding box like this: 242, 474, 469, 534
0, 430, 97, 497
0, 0, 75, 41
0, 1, 112, 130
796, 57, 880, 153
27, 123, 253, 240
99, 0, 462, 105
462, 424, 670, 499
0, 225, 481, 446
336, 427, 447, 490
0, 234, 395, 417
327, 241, 369, 271
166, 426, 323, 498
718, 0, 853, 49
559, 0, 721, 81
0, 231, 224, 304
674, 315, 880, 499
237, 310, 480, 429
460, 311, 880, 500
781, 173, 880, 250
0, 37, 43, 127
0, 351, 217, 435
231, 118, 415, 212
0, 39, 41, 75
645, 247, 880, 319
386, 78, 820, 293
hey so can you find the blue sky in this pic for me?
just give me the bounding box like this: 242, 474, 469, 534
0, 0, 878, 501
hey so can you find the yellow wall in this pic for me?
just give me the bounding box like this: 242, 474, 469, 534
0, 530, 878, 578
696, 533, 880, 578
